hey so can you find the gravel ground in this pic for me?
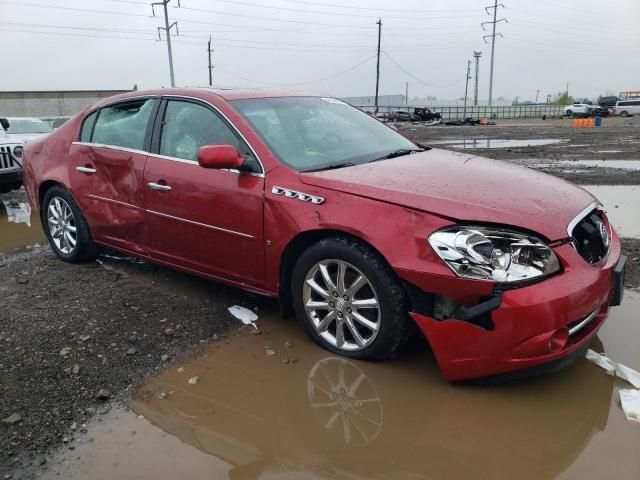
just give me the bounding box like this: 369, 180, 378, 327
0, 248, 269, 477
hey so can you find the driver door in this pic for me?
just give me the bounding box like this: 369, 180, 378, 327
144, 98, 266, 286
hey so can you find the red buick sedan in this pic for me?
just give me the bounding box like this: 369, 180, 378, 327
22, 89, 626, 381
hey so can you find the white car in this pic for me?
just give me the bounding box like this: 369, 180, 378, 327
0, 117, 52, 194
564, 103, 594, 118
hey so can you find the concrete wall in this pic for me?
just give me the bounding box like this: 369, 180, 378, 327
0, 90, 130, 118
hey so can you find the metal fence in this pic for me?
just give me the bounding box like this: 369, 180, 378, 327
355, 104, 565, 120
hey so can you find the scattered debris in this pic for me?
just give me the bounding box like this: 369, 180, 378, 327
188, 376, 200, 385
125, 347, 138, 356
585, 349, 616, 375
2, 413, 22, 425
78, 335, 91, 343
615, 363, 640, 389
284, 340, 293, 348
281, 357, 290, 365
177, 367, 184, 373
265, 348, 276, 356
96, 389, 111, 401
59, 346, 72, 358
228, 305, 258, 329
160, 354, 169, 362
158, 392, 168, 400
164, 328, 175, 337
72, 363, 80, 375
619, 389, 640, 423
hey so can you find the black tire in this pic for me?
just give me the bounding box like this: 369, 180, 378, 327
291, 236, 414, 361
620, 110, 629, 117
566, 110, 573, 118
41, 185, 98, 263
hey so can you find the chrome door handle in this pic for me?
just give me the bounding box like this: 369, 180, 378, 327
76, 166, 96, 174
148, 182, 172, 191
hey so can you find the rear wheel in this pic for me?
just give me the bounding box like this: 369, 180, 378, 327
41, 185, 97, 263
292, 237, 414, 360
620, 110, 629, 117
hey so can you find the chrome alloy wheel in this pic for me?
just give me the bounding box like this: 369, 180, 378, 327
47, 197, 77, 255
303, 259, 381, 351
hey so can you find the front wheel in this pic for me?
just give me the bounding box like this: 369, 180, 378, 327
292, 237, 414, 360
566, 110, 573, 118
41, 185, 97, 263
620, 110, 629, 117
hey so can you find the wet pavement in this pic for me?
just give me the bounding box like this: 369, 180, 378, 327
582, 185, 640, 238
429, 138, 566, 149
42, 290, 640, 480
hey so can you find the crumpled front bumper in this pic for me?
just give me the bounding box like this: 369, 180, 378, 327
399, 238, 622, 382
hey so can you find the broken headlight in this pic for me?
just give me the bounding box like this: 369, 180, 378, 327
428, 226, 560, 282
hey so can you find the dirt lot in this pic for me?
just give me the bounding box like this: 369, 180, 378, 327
1, 117, 640, 479
399, 115, 640, 185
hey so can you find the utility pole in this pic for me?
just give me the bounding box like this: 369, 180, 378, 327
482, 1, 507, 107
374, 18, 382, 114
463, 59, 471, 120
207, 35, 214, 86
473, 51, 482, 106
152, 0, 180, 87
535, 89, 541, 103
405, 81, 408, 105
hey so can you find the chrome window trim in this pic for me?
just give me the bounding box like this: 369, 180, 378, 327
72, 141, 147, 156
147, 209, 254, 239
146, 152, 265, 178
568, 307, 599, 336
87, 94, 159, 114
566, 201, 599, 237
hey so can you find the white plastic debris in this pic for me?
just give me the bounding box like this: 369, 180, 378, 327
619, 390, 640, 423
228, 305, 258, 328
188, 376, 200, 385
615, 364, 640, 389
585, 349, 616, 375
3, 200, 31, 226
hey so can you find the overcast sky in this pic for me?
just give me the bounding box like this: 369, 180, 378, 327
0, 0, 638, 101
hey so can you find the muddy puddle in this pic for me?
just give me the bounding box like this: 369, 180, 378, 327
582, 185, 640, 238
430, 138, 566, 149
0, 197, 45, 260
43, 291, 640, 480
562, 160, 640, 170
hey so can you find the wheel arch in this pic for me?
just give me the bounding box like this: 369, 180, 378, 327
38, 180, 63, 210
278, 228, 391, 317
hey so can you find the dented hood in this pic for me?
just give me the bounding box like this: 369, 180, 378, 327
299, 149, 595, 240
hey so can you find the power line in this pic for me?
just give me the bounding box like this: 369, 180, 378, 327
382, 51, 466, 88
171, 0, 484, 20
233, 0, 479, 14
216, 55, 375, 86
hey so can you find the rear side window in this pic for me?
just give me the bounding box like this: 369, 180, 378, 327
92, 98, 157, 151
79, 111, 97, 142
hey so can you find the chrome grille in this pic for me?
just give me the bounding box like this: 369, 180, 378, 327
0, 145, 18, 171
570, 209, 610, 264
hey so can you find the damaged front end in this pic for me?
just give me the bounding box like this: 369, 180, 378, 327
397, 223, 623, 382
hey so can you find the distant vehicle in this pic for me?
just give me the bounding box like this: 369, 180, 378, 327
22, 88, 626, 382
0, 117, 52, 194
598, 96, 618, 108
564, 103, 594, 118
614, 100, 640, 117
388, 111, 418, 122
413, 108, 442, 122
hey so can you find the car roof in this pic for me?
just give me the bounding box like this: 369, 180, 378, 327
92, 87, 319, 109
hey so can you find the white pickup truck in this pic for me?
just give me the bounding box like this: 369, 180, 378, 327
0, 117, 52, 194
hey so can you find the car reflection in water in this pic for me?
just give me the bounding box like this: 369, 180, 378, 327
131, 331, 613, 480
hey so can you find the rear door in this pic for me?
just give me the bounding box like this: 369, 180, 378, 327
143, 97, 266, 286
69, 97, 159, 254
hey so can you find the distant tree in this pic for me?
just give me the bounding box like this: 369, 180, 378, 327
553, 92, 574, 105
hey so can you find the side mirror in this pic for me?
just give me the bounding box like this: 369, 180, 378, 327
197, 145, 245, 170
0, 118, 9, 131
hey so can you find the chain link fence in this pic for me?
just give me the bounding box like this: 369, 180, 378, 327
356, 104, 565, 120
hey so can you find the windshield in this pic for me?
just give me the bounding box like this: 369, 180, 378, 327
6, 119, 52, 135
232, 97, 418, 172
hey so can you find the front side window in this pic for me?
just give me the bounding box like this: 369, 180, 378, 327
92, 98, 157, 151
232, 97, 417, 172
159, 100, 259, 172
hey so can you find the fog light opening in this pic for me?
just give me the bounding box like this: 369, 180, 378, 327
548, 329, 569, 353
